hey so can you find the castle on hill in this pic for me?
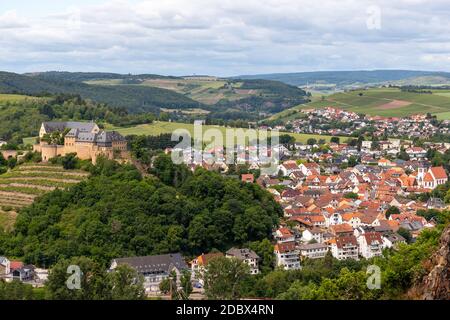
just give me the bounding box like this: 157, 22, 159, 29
33, 121, 128, 164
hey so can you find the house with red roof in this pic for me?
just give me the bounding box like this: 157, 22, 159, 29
330, 235, 359, 260
418, 166, 448, 189
357, 232, 383, 258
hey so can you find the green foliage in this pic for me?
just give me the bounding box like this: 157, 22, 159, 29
385, 206, 401, 218
0, 280, 35, 300
248, 239, 274, 274
203, 256, 251, 300
344, 192, 358, 200
0, 71, 201, 114
1, 156, 281, 267
397, 227, 412, 244
45, 256, 145, 300
0, 94, 154, 144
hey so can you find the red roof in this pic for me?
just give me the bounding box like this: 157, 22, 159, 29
363, 232, 383, 244
430, 167, 447, 180
241, 174, 254, 183
335, 235, 358, 248
10, 261, 24, 270
275, 241, 296, 253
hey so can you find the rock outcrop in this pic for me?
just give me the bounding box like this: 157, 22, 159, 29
409, 225, 450, 300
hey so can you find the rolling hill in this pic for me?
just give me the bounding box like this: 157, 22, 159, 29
0, 71, 202, 113
269, 87, 450, 121
236, 70, 450, 88
0, 71, 309, 119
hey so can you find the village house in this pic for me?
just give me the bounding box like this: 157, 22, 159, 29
298, 243, 329, 259
330, 235, 359, 260
0, 256, 10, 276
109, 253, 189, 294
226, 248, 260, 275
190, 252, 223, 285
357, 232, 383, 258
417, 166, 448, 189
274, 241, 301, 270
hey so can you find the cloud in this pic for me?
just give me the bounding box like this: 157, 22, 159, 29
0, 0, 450, 75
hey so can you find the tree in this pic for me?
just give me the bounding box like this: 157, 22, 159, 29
45, 256, 145, 300
61, 153, 78, 170
203, 257, 251, 299
330, 137, 340, 144
397, 227, 412, 244
248, 239, 274, 274
180, 270, 193, 298
307, 138, 317, 146
0, 280, 34, 300
107, 265, 145, 300
344, 192, 358, 200
385, 206, 400, 218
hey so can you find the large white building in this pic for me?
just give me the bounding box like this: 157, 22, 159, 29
358, 232, 383, 259
330, 235, 359, 260
274, 241, 301, 270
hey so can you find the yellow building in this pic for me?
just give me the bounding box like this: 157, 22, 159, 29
34, 121, 128, 164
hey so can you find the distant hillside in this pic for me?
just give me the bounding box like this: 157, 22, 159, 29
27, 72, 309, 120
269, 87, 450, 121
235, 70, 450, 87
27, 71, 178, 83
0, 71, 202, 113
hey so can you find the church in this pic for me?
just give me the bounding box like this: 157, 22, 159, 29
33, 121, 128, 164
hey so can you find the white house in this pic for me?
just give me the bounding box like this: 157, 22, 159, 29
358, 232, 383, 259
226, 248, 260, 275
302, 227, 325, 243
417, 166, 448, 189
330, 236, 359, 260
298, 243, 329, 259
0, 256, 10, 275
382, 233, 406, 249
274, 241, 301, 270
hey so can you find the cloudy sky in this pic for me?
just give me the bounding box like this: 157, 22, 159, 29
1, 0, 450, 76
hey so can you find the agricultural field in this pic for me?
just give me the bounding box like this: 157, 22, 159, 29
0, 93, 34, 103
106, 121, 341, 144
86, 78, 259, 105
0, 163, 89, 231
270, 87, 450, 121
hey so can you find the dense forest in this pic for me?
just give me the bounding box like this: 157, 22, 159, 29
0, 94, 155, 144
0, 155, 282, 267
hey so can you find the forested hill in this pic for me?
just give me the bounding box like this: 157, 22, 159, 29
0, 155, 282, 267
26, 71, 179, 83
0, 71, 201, 113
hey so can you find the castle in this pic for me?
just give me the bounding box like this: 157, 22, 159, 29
33, 121, 128, 164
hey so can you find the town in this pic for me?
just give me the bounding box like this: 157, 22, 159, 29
1, 116, 449, 299
268, 107, 450, 140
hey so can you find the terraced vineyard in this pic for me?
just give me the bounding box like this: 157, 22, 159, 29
0, 163, 89, 231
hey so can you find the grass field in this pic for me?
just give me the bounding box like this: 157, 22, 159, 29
86, 78, 256, 105
0, 163, 88, 231
105, 121, 341, 144
0, 93, 33, 103
270, 87, 450, 121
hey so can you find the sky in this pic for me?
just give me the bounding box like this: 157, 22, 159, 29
1, 0, 450, 76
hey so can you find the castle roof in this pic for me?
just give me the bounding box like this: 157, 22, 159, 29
43, 121, 97, 134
